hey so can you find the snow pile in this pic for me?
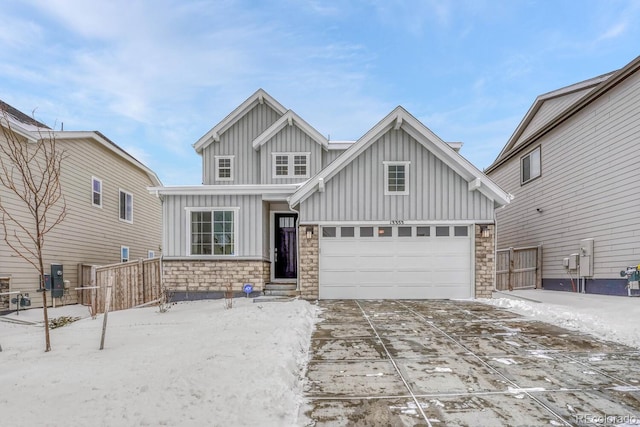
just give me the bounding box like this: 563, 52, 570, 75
482, 290, 640, 350
0, 298, 318, 427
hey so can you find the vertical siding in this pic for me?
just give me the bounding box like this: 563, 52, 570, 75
0, 136, 162, 307
322, 148, 347, 167
299, 128, 494, 222
201, 103, 282, 184
489, 70, 640, 280
259, 125, 324, 184
162, 193, 263, 257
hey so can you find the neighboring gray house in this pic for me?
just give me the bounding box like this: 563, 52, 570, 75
0, 100, 163, 309
486, 55, 640, 296
152, 89, 510, 300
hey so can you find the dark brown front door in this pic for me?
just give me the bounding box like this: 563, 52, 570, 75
274, 213, 297, 279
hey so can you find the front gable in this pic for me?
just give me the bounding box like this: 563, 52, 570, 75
291, 106, 510, 220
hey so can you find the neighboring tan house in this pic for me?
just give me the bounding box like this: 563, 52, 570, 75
150, 89, 510, 300
0, 100, 162, 310
486, 55, 640, 296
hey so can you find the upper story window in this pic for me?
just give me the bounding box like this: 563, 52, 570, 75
92, 177, 102, 208
384, 161, 410, 195
272, 153, 310, 178
215, 156, 234, 182
119, 190, 133, 223
189, 208, 238, 256
521, 146, 541, 184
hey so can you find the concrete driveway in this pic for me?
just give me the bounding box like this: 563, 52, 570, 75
302, 300, 640, 426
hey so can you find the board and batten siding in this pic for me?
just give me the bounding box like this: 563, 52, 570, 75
259, 125, 324, 184
201, 103, 282, 185
322, 149, 347, 167
0, 135, 162, 307
162, 194, 264, 258
490, 69, 640, 280
299, 128, 494, 222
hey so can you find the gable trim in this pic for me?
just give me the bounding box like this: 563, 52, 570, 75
289, 106, 511, 208
193, 89, 287, 154
252, 110, 328, 151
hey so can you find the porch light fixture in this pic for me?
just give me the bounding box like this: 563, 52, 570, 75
480, 225, 490, 238
306, 227, 314, 239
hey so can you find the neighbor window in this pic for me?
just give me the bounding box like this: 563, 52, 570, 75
121, 246, 129, 263
92, 177, 102, 208
189, 209, 237, 256
521, 146, 541, 184
215, 156, 234, 181
272, 153, 310, 178
119, 190, 133, 223
384, 161, 410, 195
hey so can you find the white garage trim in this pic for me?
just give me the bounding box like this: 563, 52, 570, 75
319, 224, 474, 300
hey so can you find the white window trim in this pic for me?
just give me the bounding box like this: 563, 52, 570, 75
147, 250, 155, 259
521, 146, 541, 185
119, 189, 134, 223
185, 207, 240, 257
121, 246, 130, 263
272, 152, 310, 179
383, 161, 410, 196
91, 176, 102, 208
214, 155, 234, 182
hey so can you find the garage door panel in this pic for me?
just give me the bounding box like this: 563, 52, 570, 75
319, 225, 473, 299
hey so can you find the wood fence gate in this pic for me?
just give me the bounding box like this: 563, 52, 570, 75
496, 245, 542, 291
78, 258, 162, 314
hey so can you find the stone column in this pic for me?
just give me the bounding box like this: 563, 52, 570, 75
298, 225, 319, 300
474, 224, 495, 298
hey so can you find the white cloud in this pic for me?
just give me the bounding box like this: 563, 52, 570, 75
597, 21, 627, 41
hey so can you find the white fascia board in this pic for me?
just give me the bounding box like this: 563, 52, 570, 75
53, 130, 162, 186
193, 89, 288, 154
252, 110, 328, 151
0, 119, 39, 142
148, 183, 302, 196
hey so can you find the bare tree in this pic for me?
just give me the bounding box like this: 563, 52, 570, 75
0, 108, 66, 352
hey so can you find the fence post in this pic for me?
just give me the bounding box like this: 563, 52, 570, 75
536, 245, 543, 289
99, 276, 113, 350
508, 247, 514, 291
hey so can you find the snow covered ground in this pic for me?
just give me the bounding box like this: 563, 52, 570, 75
1, 289, 638, 426
0, 298, 318, 427
484, 289, 640, 350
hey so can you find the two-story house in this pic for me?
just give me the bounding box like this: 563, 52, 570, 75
486, 55, 640, 296
152, 90, 510, 300
0, 100, 162, 310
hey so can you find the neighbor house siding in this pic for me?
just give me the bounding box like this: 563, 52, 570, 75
162, 193, 264, 258
490, 69, 640, 282
0, 136, 162, 308
299, 128, 494, 222
201, 103, 282, 185
259, 125, 324, 184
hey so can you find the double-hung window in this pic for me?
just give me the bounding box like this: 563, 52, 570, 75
521, 146, 541, 184
189, 208, 238, 256
119, 190, 133, 223
92, 177, 102, 207
215, 156, 234, 182
272, 153, 310, 178
384, 161, 410, 195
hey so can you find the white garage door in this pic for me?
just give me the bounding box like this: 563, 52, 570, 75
319, 225, 472, 299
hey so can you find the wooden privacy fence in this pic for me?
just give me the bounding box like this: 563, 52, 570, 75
496, 245, 542, 291
83, 258, 162, 314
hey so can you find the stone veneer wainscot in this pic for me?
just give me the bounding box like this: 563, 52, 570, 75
163, 259, 270, 293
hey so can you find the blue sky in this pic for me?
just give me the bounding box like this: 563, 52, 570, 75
2, 0, 639, 185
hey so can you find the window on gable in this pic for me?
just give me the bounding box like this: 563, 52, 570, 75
189, 209, 237, 256
215, 156, 234, 182
273, 153, 310, 178
384, 161, 410, 195
92, 177, 102, 208
119, 190, 133, 223
521, 146, 541, 184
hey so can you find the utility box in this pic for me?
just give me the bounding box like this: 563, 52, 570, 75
568, 253, 579, 270
579, 238, 594, 277
50, 264, 64, 298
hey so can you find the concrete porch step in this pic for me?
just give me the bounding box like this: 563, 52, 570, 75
264, 283, 298, 297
